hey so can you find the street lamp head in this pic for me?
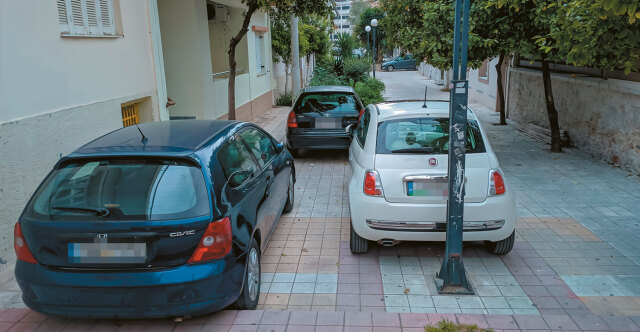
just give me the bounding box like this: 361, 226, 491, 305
365, 25, 371, 32
370, 18, 378, 27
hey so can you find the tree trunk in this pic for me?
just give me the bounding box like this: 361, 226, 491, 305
495, 51, 507, 125
227, 1, 259, 120
284, 64, 289, 97
228, 47, 237, 120
541, 60, 562, 152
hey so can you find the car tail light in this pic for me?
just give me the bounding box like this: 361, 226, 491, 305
358, 109, 365, 121
489, 169, 506, 196
287, 111, 297, 128
364, 170, 384, 196
188, 217, 232, 263
14, 223, 37, 264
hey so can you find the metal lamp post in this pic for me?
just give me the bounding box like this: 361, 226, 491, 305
434, 0, 474, 295
370, 19, 378, 78
365, 25, 371, 63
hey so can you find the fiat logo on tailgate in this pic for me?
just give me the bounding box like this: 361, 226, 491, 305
428, 158, 438, 167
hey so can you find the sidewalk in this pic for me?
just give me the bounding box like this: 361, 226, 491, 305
2, 73, 640, 331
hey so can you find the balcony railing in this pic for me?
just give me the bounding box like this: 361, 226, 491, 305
212, 67, 247, 80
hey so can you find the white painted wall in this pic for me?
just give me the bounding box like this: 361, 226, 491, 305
468, 58, 499, 111
0, 0, 159, 264
0, 0, 158, 123
158, 0, 215, 120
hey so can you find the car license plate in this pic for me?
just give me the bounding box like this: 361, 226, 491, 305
315, 118, 340, 129
68, 242, 146, 264
407, 180, 448, 197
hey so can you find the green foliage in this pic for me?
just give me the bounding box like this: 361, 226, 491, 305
334, 32, 357, 60
354, 77, 385, 106
354, 7, 387, 58
309, 64, 348, 86
424, 319, 492, 332
270, 10, 332, 65
343, 57, 371, 86
275, 92, 293, 106
349, 1, 371, 25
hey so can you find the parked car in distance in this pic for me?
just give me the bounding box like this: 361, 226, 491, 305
346, 101, 516, 255
381, 54, 417, 72
286, 86, 365, 156
14, 120, 295, 318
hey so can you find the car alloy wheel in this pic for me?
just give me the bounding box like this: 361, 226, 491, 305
246, 247, 259, 301
387, 65, 394, 72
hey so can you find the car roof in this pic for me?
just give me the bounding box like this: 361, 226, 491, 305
375, 101, 477, 121
300, 85, 356, 94
71, 120, 236, 156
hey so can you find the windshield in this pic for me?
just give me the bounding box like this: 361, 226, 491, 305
376, 117, 486, 154
294, 92, 362, 115
24, 159, 210, 221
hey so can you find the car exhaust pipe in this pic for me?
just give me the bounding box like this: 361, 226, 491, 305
378, 239, 400, 247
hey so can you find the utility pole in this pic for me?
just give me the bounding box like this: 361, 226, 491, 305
434, 0, 474, 295
291, 15, 301, 99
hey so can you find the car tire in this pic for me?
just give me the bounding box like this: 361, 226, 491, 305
485, 231, 515, 255
234, 239, 260, 310
386, 65, 394, 72
289, 148, 300, 158
350, 223, 369, 254
283, 173, 294, 213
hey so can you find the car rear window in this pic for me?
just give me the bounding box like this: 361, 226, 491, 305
376, 117, 486, 154
294, 92, 362, 115
24, 159, 210, 221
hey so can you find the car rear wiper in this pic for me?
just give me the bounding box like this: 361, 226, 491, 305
51, 206, 110, 217
391, 147, 435, 154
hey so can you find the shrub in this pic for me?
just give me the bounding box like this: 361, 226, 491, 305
309, 64, 347, 86
275, 92, 292, 106
343, 57, 371, 87
355, 77, 385, 106
424, 319, 492, 332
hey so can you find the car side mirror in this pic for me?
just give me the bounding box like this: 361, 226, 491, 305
275, 142, 285, 153
345, 124, 355, 136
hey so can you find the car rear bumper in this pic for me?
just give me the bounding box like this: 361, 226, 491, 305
349, 191, 516, 242
14, 258, 244, 318
286, 130, 351, 150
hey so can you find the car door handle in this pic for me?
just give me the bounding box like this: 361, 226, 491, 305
264, 176, 272, 197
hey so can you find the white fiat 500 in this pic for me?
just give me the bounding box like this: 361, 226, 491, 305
346, 101, 516, 255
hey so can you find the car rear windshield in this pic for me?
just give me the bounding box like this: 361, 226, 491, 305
376, 117, 486, 154
24, 159, 210, 221
294, 92, 362, 115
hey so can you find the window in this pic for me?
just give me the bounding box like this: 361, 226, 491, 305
342, 15, 349, 19
478, 59, 489, 83
218, 135, 259, 187
255, 32, 266, 74
25, 159, 210, 221
239, 128, 277, 168
56, 0, 116, 36
356, 107, 371, 147
121, 103, 140, 127
342, 24, 350, 29
342, 5, 350, 10
294, 93, 362, 115
376, 117, 486, 154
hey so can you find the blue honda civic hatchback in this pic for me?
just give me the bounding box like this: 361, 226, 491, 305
14, 120, 295, 318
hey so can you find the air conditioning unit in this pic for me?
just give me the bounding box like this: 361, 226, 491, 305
207, 2, 229, 22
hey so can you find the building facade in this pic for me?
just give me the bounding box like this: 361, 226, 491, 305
331, 0, 353, 40
0, 0, 276, 264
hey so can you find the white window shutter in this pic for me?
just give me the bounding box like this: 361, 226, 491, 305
69, 0, 88, 35
57, 0, 71, 34
255, 33, 264, 73
85, 0, 100, 34
98, 0, 116, 35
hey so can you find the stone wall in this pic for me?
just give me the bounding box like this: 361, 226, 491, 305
507, 67, 640, 173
